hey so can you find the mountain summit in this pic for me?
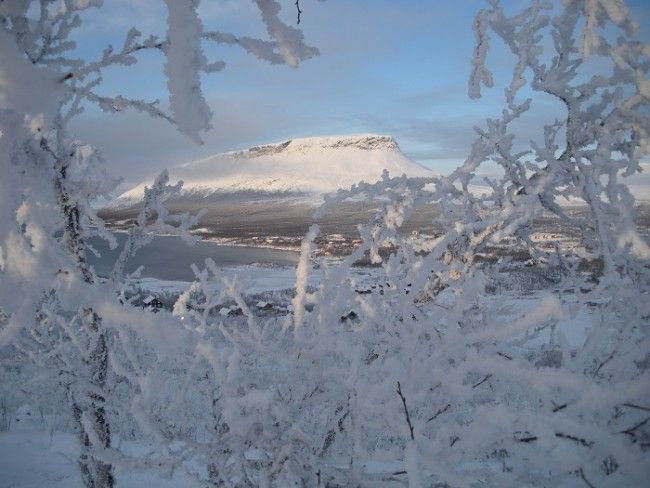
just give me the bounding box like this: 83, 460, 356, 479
115, 134, 432, 204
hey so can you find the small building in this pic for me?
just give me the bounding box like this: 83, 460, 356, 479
142, 295, 163, 312
219, 305, 244, 317
256, 301, 274, 310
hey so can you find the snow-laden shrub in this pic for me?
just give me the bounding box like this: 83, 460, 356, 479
0, 1, 320, 487
0, 1, 648, 487
160, 2, 650, 485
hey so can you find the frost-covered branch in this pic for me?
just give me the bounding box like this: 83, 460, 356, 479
110, 170, 203, 284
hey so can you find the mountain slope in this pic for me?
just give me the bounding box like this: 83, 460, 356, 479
114, 134, 432, 205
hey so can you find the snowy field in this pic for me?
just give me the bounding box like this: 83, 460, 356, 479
3, 209, 648, 487
0, 266, 603, 487
3, 214, 644, 486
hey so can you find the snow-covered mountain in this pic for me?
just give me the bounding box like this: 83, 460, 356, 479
113, 134, 432, 205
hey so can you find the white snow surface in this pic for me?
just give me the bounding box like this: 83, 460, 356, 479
113, 134, 433, 204
0, 276, 597, 487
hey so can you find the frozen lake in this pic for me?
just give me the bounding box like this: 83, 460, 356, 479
87, 233, 300, 281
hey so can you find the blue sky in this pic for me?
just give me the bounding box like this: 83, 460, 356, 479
68, 0, 650, 187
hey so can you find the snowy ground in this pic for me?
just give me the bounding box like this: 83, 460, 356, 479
130, 262, 320, 296
1, 258, 600, 487
0, 406, 188, 487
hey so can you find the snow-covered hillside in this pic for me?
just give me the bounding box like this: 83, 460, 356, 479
113, 134, 432, 205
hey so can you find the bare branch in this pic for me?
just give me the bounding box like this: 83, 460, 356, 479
472, 374, 492, 389
426, 403, 451, 423
622, 403, 650, 412
620, 417, 650, 437
577, 467, 596, 488
396, 381, 415, 440
295, 0, 302, 24
555, 432, 594, 448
